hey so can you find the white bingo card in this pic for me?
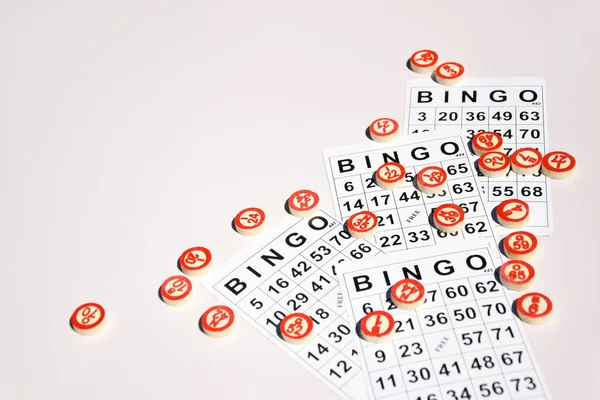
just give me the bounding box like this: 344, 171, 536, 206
202, 210, 383, 399
323, 131, 501, 260
404, 78, 553, 236
338, 241, 553, 400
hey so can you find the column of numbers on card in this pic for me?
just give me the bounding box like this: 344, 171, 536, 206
350, 276, 547, 399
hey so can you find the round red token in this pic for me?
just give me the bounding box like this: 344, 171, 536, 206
511, 148, 543, 175
375, 162, 406, 190
499, 260, 535, 291
280, 313, 314, 345
433, 203, 466, 233
410, 49, 439, 73
179, 246, 212, 276
288, 189, 320, 218
160, 275, 192, 306
417, 166, 447, 194
541, 151, 576, 179
360, 310, 395, 343
390, 279, 426, 310
234, 207, 266, 236
71, 302, 106, 336
435, 62, 465, 86
516, 292, 553, 325
478, 151, 511, 178
472, 132, 503, 156
201, 305, 235, 338
368, 118, 400, 143
347, 210, 378, 239
496, 199, 530, 229
503, 231, 538, 261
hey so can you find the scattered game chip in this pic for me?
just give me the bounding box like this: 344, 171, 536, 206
496, 199, 530, 229
472, 131, 503, 156
541, 151, 576, 180
234, 207, 266, 236
279, 312, 314, 345
478, 151, 511, 178
179, 246, 212, 276
417, 165, 447, 194
516, 292, 553, 325
287, 189, 320, 218
409, 49, 439, 74
390, 279, 426, 310
511, 147, 543, 175
347, 210, 378, 239
360, 310, 395, 343
375, 162, 406, 190
434, 62, 465, 86
503, 231, 538, 261
70, 302, 106, 336
368, 118, 400, 143
433, 203, 466, 233
160, 275, 192, 306
499, 260, 535, 291
200, 305, 235, 338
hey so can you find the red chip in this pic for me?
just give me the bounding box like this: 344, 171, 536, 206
369, 118, 400, 143
280, 313, 314, 344
179, 246, 212, 276
390, 279, 425, 310
503, 231, 538, 261
201, 305, 235, 338
433, 203, 465, 233
479, 151, 511, 178
472, 132, 503, 156
542, 151, 576, 179
497, 199, 530, 229
410, 49, 439, 73
499, 260, 535, 291
516, 292, 553, 325
160, 275, 192, 306
375, 162, 406, 189
435, 62, 465, 86
71, 302, 106, 335
417, 166, 447, 193
360, 310, 395, 343
288, 190, 320, 218
234, 207, 266, 236
511, 148, 543, 175
347, 210, 378, 238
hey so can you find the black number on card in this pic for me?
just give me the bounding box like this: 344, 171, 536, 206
286, 292, 309, 311
458, 201, 478, 213
398, 190, 421, 202
466, 111, 486, 121
482, 302, 507, 316
451, 181, 474, 194
250, 297, 263, 309
266, 310, 286, 328
398, 342, 423, 358
510, 377, 537, 392
447, 387, 473, 400
445, 285, 469, 299
329, 360, 352, 378
439, 111, 459, 121
370, 194, 390, 207
471, 356, 495, 370
375, 350, 386, 363
479, 382, 504, 397
268, 278, 289, 294
424, 312, 448, 327
394, 318, 415, 333
407, 367, 431, 383
365, 177, 376, 188
307, 342, 329, 361
350, 243, 372, 259
519, 128, 541, 139
491, 325, 515, 341
439, 361, 462, 376
376, 374, 396, 390
461, 331, 483, 346
475, 280, 499, 294
342, 199, 364, 212
446, 163, 469, 175
328, 230, 351, 246
327, 324, 351, 343
519, 111, 540, 121
377, 213, 394, 227
418, 112, 427, 121
454, 307, 477, 321
500, 351, 523, 366
408, 230, 430, 243
291, 260, 312, 278
520, 186, 543, 197
464, 221, 487, 234
380, 234, 402, 247
492, 111, 513, 121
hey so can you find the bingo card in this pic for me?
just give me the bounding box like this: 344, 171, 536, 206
323, 131, 501, 260
337, 241, 553, 400
202, 209, 383, 399
404, 77, 553, 236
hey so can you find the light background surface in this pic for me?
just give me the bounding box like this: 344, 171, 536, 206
0, 1, 597, 399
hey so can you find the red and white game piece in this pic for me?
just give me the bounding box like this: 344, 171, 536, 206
417, 165, 447, 194
511, 147, 543, 175
499, 260, 535, 291
516, 292, 553, 325
503, 231, 538, 261
375, 162, 406, 190
472, 131, 503, 156
287, 189, 320, 218
179, 246, 212, 276
234, 207, 266, 236
160, 275, 192, 306
279, 313, 314, 345
200, 305, 235, 338
496, 199, 530, 229
409, 49, 439, 74
70, 302, 106, 336
434, 62, 465, 86
368, 118, 400, 143
347, 210, 378, 239
360, 310, 395, 343
478, 151, 511, 178
390, 279, 426, 310
541, 151, 576, 180
433, 203, 466, 233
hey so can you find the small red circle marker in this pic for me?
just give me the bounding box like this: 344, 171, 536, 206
280, 313, 314, 345
417, 166, 447, 194
368, 118, 400, 143
410, 49, 439, 73
499, 260, 535, 291
201, 305, 235, 338
71, 302, 106, 336
390, 279, 425, 310
497, 199, 530, 229
288, 190, 320, 218
435, 62, 465, 86
234, 207, 266, 236
472, 132, 503, 156
433, 203, 466, 233
347, 210, 378, 239
516, 292, 553, 325
375, 162, 406, 190
503, 231, 538, 261
160, 275, 192, 306
179, 246, 212, 276
511, 148, 543, 175
478, 151, 511, 178
541, 151, 576, 180
360, 310, 395, 343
